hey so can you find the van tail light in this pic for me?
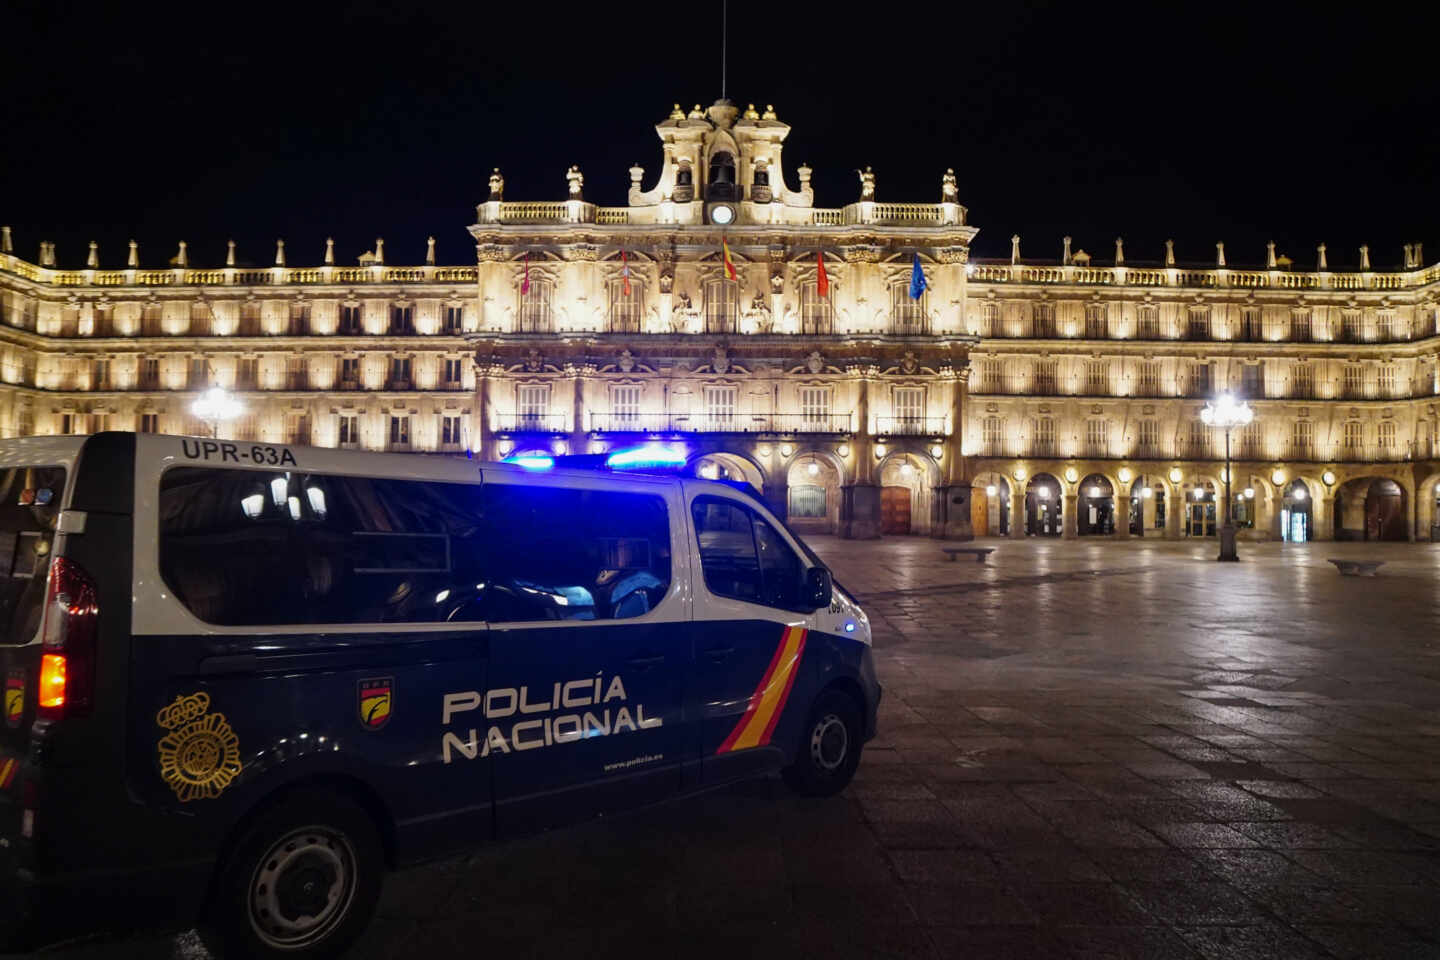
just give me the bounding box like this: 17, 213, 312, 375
37, 557, 98, 719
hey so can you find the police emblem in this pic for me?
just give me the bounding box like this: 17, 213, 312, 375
155, 691, 242, 802
5, 669, 24, 729
359, 677, 393, 731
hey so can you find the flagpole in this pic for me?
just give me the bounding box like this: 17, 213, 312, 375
721, 0, 727, 101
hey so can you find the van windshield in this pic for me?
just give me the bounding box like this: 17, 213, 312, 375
0, 466, 67, 646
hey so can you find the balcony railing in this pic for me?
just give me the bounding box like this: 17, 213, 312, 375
496, 413, 568, 433
876, 416, 947, 436
587, 412, 854, 434
768, 413, 853, 433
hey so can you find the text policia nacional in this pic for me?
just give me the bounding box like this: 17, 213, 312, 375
441, 674, 661, 763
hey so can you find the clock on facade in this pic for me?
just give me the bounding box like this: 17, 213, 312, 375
708, 203, 735, 225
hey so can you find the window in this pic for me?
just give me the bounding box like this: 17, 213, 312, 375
443, 306, 464, 334
1138, 361, 1160, 397
390, 357, 412, 388
789, 485, 827, 519
1087, 419, 1110, 456
444, 358, 464, 387
389, 416, 411, 447
518, 279, 554, 333
1034, 361, 1057, 395
703, 279, 739, 334
702, 385, 737, 429
286, 414, 310, 446
981, 301, 1000, 337
1292, 363, 1314, 398
1033, 302, 1056, 338
892, 387, 924, 432
1292, 419, 1313, 455
982, 416, 1003, 455
1377, 312, 1397, 342
92, 359, 110, 390
239, 302, 261, 335
517, 384, 550, 430
890, 282, 928, 335
1379, 365, 1397, 397
190, 357, 207, 389
1137, 304, 1159, 339
341, 357, 360, 386
236, 357, 258, 390
1240, 306, 1261, 341
1343, 421, 1363, 452
1240, 421, 1262, 457
441, 415, 463, 445
93, 414, 110, 433
338, 415, 359, 445
141, 357, 160, 389
691, 497, 806, 610
389, 305, 414, 334
611, 385, 642, 425
288, 303, 309, 335
801, 281, 833, 334
1342, 311, 1362, 343
1187, 307, 1211, 340
979, 359, 1003, 393
1343, 364, 1364, 399
1290, 308, 1312, 342
1189, 362, 1212, 397
1033, 417, 1056, 455
799, 387, 831, 430
1241, 363, 1263, 398
340, 305, 363, 334
286, 356, 306, 390
140, 413, 159, 434
157, 469, 671, 626
1085, 360, 1107, 394
608, 278, 644, 333
1378, 421, 1396, 449
1, 465, 68, 637
1137, 419, 1159, 454
1085, 303, 1108, 338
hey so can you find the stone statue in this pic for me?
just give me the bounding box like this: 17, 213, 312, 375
857, 166, 876, 201
941, 168, 958, 202
566, 165, 584, 200
712, 345, 730, 375
1010, 234, 1021, 265
488, 168, 504, 201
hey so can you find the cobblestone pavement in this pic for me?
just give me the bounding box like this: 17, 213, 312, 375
32, 539, 1440, 959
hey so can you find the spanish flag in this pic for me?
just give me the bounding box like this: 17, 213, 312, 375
521, 252, 530, 295
722, 236, 738, 282
621, 249, 631, 296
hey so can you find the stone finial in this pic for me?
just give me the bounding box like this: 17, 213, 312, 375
374, 237, 384, 264
1114, 237, 1124, 265
761, 104, 777, 121
668, 103, 684, 120
1417, 242, 1425, 265
687, 103, 705, 119
1404, 244, 1414, 268
1266, 241, 1277, 268
127, 240, 139, 267
1316, 243, 1328, 271
324, 237, 335, 265
797, 162, 812, 186
86, 241, 99, 268
1062, 236, 1073, 265
566, 164, 584, 200
629, 162, 644, 188
1011, 234, 1021, 265
941, 168, 958, 203
0, 225, 11, 254
1216, 242, 1226, 267
425, 236, 436, 265
1359, 244, 1371, 270
1165, 239, 1175, 267
274, 239, 285, 267
39, 242, 56, 267
175, 241, 188, 267
857, 166, 876, 201
743, 103, 759, 120
488, 167, 504, 201
226, 239, 236, 267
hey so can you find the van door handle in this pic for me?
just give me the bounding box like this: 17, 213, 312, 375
626, 655, 665, 670
703, 646, 735, 661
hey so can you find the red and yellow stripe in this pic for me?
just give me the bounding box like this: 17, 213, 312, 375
0, 756, 18, 790
716, 626, 807, 754
722, 236, 738, 282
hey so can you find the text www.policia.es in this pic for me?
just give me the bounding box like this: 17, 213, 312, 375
603, 754, 663, 772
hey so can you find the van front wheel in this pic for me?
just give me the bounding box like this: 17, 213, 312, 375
202, 790, 383, 959
782, 690, 863, 797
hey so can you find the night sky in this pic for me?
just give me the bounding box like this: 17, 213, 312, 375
3, 1, 1434, 271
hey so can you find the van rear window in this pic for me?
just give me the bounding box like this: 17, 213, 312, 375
0, 466, 67, 646
158, 468, 671, 626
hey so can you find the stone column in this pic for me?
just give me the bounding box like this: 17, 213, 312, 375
569, 364, 587, 455
1115, 494, 1132, 539
842, 368, 881, 539
939, 370, 974, 540
1141, 490, 1157, 536
1062, 493, 1079, 539
1166, 488, 1182, 540
1268, 493, 1284, 541
1010, 489, 1026, 539
475, 363, 495, 460
1314, 495, 1336, 541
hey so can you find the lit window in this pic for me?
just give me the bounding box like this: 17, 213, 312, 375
890, 283, 928, 335
800, 281, 833, 334
703, 279, 739, 334
389, 416, 411, 446
518, 279, 554, 333
608, 278, 644, 333
702, 385, 737, 429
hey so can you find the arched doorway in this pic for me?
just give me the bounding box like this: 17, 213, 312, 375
879, 456, 921, 535
786, 454, 842, 535
972, 473, 1011, 537
1281, 479, 1312, 542
693, 451, 766, 492
1336, 477, 1407, 541
1025, 473, 1063, 536
1128, 476, 1166, 536
1184, 481, 1217, 537
1078, 475, 1115, 535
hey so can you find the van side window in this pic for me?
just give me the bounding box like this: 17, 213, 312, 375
691, 496, 805, 611
158, 469, 671, 627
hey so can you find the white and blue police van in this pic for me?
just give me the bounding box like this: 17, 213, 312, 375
0, 432, 879, 957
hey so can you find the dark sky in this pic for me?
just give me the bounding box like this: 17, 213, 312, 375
2, 1, 1434, 271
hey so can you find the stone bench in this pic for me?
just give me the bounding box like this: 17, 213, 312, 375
942, 547, 996, 564
1328, 559, 1385, 577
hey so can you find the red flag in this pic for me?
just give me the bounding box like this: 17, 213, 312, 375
621, 249, 631, 296
722, 236, 738, 282
521, 252, 530, 295
816, 249, 829, 298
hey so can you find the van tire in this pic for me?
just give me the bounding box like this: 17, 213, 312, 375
782, 689, 863, 797
200, 789, 383, 959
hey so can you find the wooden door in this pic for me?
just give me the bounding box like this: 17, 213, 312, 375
881, 486, 912, 535
971, 488, 989, 536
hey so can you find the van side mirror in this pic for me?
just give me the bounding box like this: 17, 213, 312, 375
801, 567, 832, 611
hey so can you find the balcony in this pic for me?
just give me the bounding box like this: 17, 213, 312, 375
876, 416, 947, 437
768, 413, 853, 434
586, 412, 854, 434
496, 413, 568, 433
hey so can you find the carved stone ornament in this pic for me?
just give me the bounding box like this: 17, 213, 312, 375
769, 271, 784, 295
476, 244, 506, 262
805, 351, 824, 374
900, 351, 919, 375
659, 272, 675, 293
524, 349, 543, 373
618, 349, 636, 373
712, 345, 730, 375
676, 291, 692, 310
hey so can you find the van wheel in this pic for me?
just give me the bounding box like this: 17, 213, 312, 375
782, 690, 862, 797
201, 790, 383, 959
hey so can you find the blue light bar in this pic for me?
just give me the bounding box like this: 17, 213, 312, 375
605, 444, 687, 471
502, 451, 555, 470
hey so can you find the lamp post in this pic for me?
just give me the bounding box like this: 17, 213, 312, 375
1201, 393, 1253, 561
191, 386, 243, 438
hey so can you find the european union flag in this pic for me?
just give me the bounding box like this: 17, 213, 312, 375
909, 252, 928, 300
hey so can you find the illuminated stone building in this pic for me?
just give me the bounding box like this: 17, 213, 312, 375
3, 98, 1439, 541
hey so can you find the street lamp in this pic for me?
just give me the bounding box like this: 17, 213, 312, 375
1200, 393, 1253, 561
191, 386, 243, 438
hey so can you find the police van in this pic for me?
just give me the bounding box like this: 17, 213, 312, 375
0, 432, 878, 957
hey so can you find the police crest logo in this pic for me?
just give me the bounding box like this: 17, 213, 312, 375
154, 691, 242, 802
5, 669, 23, 729
358, 677, 393, 731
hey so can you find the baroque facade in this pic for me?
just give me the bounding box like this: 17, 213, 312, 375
3, 98, 1439, 542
